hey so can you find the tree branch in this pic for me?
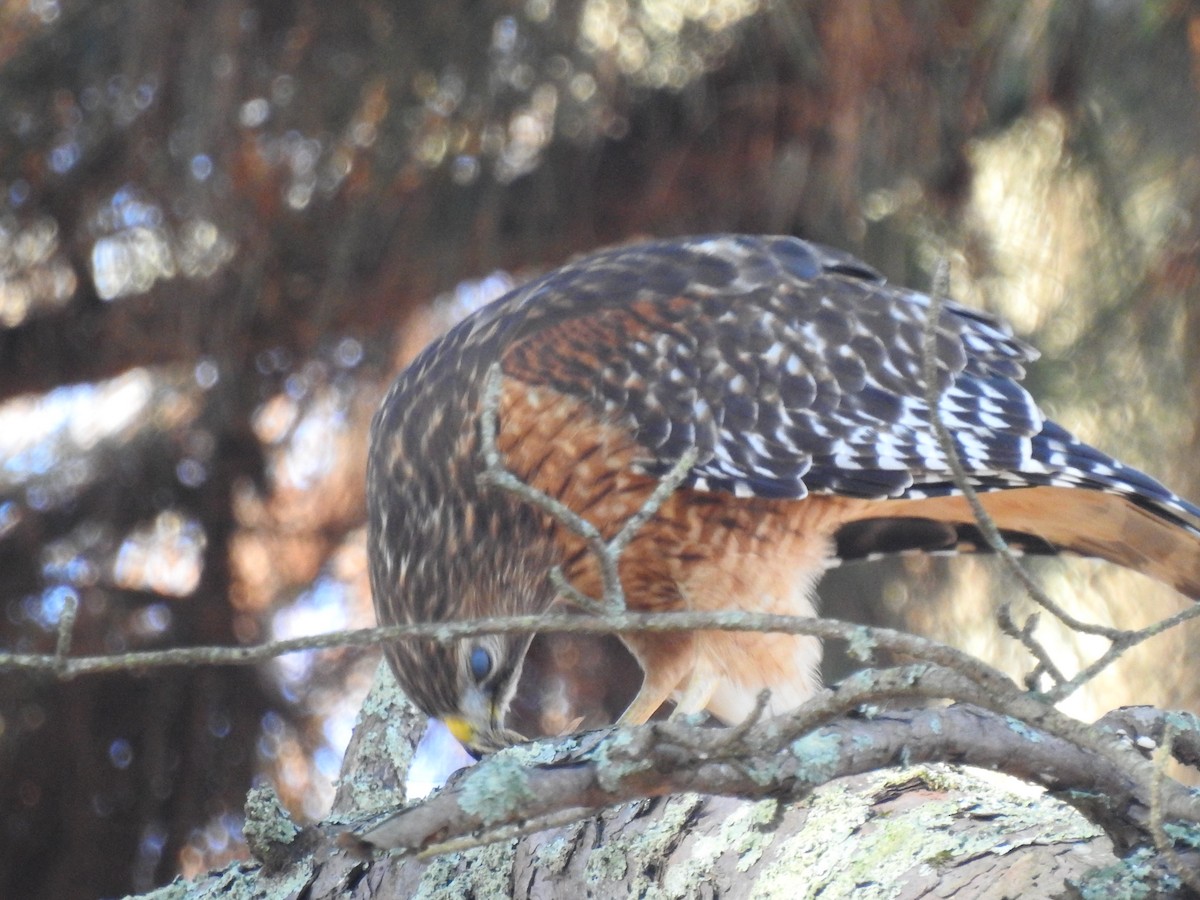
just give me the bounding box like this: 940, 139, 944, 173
918, 259, 1200, 709
476, 361, 698, 613
348, 679, 1200, 865
921, 260, 1120, 640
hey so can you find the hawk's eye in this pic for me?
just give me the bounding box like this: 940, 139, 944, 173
468, 646, 493, 683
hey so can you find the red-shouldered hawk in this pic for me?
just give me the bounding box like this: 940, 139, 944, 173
367, 235, 1200, 751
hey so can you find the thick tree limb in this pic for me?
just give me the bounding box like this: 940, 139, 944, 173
187, 665, 1194, 899
351, 664, 1200, 860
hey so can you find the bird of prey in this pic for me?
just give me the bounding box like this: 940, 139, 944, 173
367, 235, 1200, 751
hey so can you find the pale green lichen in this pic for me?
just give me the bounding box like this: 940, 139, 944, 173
235, 860, 314, 900
122, 877, 191, 900
504, 734, 572, 766
1163, 821, 1200, 850
1165, 710, 1200, 735
534, 829, 581, 875
1074, 846, 1178, 899
457, 754, 536, 826
881, 764, 956, 795
330, 661, 420, 821
846, 626, 878, 663
1004, 715, 1043, 743
753, 764, 1105, 899
413, 838, 518, 899
584, 841, 631, 885
631, 794, 705, 895
735, 799, 781, 870
743, 755, 786, 788
126, 858, 314, 900
583, 794, 704, 891
454, 736, 565, 829
242, 783, 300, 863
593, 728, 654, 792
789, 730, 842, 785
851, 732, 876, 751
751, 782, 863, 898
659, 797, 781, 895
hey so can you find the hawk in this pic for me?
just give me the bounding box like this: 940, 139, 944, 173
367, 235, 1200, 751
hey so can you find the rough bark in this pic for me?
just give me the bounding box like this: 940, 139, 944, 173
134, 663, 1198, 899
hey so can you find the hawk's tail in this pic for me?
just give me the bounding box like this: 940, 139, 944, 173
834, 484, 1200, 601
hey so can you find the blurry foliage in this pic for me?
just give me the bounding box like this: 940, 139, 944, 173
0, 0, 1198, 897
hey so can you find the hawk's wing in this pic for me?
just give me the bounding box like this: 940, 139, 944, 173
492, 234, 1199, 531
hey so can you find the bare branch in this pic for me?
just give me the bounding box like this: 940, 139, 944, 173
53, 589, 79, 674
996, 605, 1066, 689
1150, 722, 1200, 892
476, 361, 698, 613
476, 362, 619, 613
920, 259, 1119, 639
5, 599, 1195, 740
353, 671, 1200, 861
0, 610, 1014, 690
914, 258, 1200, 708
1046, 602, 1200, 703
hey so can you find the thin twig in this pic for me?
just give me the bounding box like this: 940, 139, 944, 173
14, 597, 1196, 731
1149, 722, 1200, 891
610, 445, 699, 557
475, 361, 697, 614
17, 609, 1134, 831
920, 260, 1119, 639
996, 605, 1066, 689
0, 610, 1012, 697
476, 363, 621, 610
53, 589, 79, 674
1046, 602, 1200, 703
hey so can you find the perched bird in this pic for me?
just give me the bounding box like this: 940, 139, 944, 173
367, 234, 1200, 752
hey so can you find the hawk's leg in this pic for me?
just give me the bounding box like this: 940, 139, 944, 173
615, 633, 699, 726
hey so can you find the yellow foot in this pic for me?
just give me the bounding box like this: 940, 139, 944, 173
617, 683, 675, 726
668, 665, 718, 720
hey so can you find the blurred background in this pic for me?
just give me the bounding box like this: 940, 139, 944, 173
1, 1, 1199, 896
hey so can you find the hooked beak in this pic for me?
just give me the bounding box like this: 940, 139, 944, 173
443, 715, 525, 755
443, 715, 477, 747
